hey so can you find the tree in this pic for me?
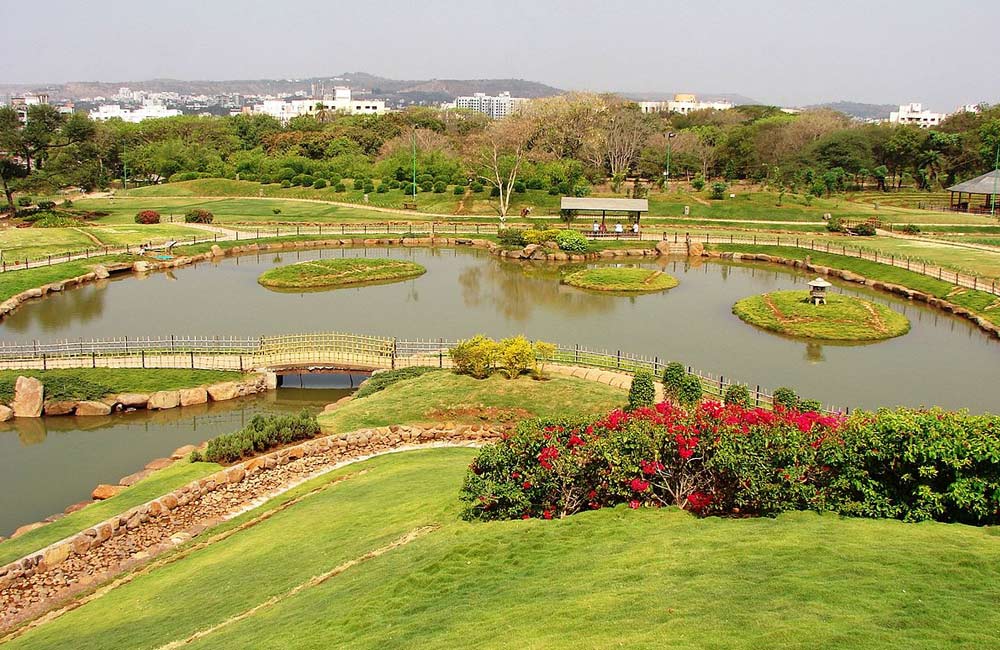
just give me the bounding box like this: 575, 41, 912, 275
468, 115, 537, 218
586, 100, 653, 180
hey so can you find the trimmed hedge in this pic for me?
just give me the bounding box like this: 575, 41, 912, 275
193, 411, 320, 464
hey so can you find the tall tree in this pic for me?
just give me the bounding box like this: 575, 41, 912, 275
468, 115, 537, 219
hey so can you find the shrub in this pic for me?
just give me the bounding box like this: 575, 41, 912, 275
523, 229, 560, 245
826, 217, 844, 233
526, 178, 545, 190
627, 370, 656, 410
195, 411, 320, 464
184, 208, 214, 224
489, 186, 501, 197
291, 174, 306, 186
723, 383, 751, 407
900, 224, 920, 234
17, 196, 33, 207
850, 222, 877, 236
62, 199, 73, 208
355, 367, 439, 399
313, 178, 327, 189
272, 208, 282, 215
376, 183, 389, 193
453, 185, 465, 195
497, 228, 526, 247
709, 182, 727, 200
513, 180, 526, 193
281, 180, 292, 188
677, 374, 703, 406
363, 181, 375, 194
691, 176, 706, 191
554, 229, 589, 253
662, 362, 686, 399
798, 398, 823, 412
497, 336, 537, 379
449, 335, 499, 379
547, 186, 561, 196
300, 175, 316, 187
420, 180, 434, 193
533, 341, 556, 379
134, 210, 161, 224
37, 200, 56, 210
470, 182, 484, 193
169, 171, 201, 183
433, 181, 447, 193
334, 182, 346, 192
772, 386, 798, 409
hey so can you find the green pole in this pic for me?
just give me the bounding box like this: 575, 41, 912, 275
412, 129, 417, 202
992, 142, 999, 218
122, 140, 127, 195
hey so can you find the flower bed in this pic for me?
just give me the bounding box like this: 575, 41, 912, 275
461, 402, 1000, 525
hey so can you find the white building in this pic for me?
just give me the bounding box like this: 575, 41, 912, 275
251, 87, 386, 123
89, 103, 182, 123
638, 94, 733, 115
889, 103, 944, 128
450, 92, 529, 119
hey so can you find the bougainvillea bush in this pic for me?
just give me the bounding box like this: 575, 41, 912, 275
460, 402, 1000, 526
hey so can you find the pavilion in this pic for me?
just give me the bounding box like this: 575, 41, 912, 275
560, 197, 649, 227
946, 170, 1000, 214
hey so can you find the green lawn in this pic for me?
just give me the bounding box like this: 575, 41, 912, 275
0, 227, 97, 262
563, 267, 679, 293
318, 371, 626, 433
0, 368, 245, 403
7, 448, 999, 650
732, 291, 910, 341
0, 459, 220, 567
80, 224, 205, 248
258, 258, 426, 290
0, 254, 134, 302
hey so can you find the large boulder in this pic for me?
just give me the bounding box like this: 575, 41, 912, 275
655, 240, 672, 255
11, 376, 44, 418
91, 484, 124, 500
210, 244, 224, 257
43, 400, 77, 416
0, 405, 12, 422
93, 264, 110, 279
147, 390, 180, 410
115, 393, 150, 408
76, 401, 112, 416
207, 381, 240, 401
179, 387, 208, 407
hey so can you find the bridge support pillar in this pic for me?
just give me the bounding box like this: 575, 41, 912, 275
264, 371, 278, 390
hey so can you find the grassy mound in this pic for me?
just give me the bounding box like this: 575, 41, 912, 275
563, 267, 679, 293
257, 258, 425, 290
0, 368, 244, 403
9, 448, 999, 650
732, 290, 910, 341
318, 370, 626, 433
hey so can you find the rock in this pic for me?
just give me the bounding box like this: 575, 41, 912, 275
11, 376, 44, 418
147, 390, 180, 410
93, 264, 110, 279
115, 393, 150, 408
655, 240, 672, 255
206, 381, 240, 401
0, 405, 12, 422
145, 457, 174, 471
92, 484, 124, 500
171, 444, 198, 459
119, 469, 153, 487
76, 401, 112, 416
64, 501, 91, 515
43, 400, 77, 416
687, 242, 705, 257
133, 261, 150, 273
41, 543, 71, 569
210, 244, 224, 257
11, 521, 46, 538
521, 244, 540, 259
179, 387, 208, 407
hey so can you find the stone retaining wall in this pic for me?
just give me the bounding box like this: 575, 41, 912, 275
0, 374, 267, 420
708, 250, 1000, 340
0, 423, 500, 630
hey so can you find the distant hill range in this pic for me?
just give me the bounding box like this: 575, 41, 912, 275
806, 101, 897, 120
623, 92, 760, 106
0, 72, 563, 104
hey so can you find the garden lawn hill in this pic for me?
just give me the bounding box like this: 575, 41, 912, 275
732, 291, 910, 341
5, 448, 998, 650
258, 258, 425, 290
563, 267, 679, 293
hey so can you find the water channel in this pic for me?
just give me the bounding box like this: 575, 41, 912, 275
2, 245, 998, 533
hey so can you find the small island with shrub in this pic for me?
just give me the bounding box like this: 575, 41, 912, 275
258, 258, 426, 290
563, 267, 679, 293
732, 290, 910, 341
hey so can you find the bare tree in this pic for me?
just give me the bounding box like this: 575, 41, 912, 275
468, 115, 537, 218
583, 99, 653, 186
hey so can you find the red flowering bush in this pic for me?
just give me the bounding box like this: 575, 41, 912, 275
461, 402, 1000, 525
134, 210, 160, 224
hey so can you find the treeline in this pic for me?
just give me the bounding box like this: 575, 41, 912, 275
2, 95, 999, 215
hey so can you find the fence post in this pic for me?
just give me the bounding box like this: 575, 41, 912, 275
92, 351, 96, 368
141, 349, 145, 368
438, 338, 443, 368
42, 354, 47, 371
190, 351, 195, 369
575, 343, 580, 364
617, 350, 621, 369
391, 338, 397, 370
755, 385, 761, 407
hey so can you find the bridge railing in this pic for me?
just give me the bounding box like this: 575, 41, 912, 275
0, 332, 846, 413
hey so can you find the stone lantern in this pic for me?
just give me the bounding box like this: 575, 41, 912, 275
808, 277, 832, 305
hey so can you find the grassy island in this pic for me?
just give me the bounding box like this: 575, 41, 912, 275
562, 267, 679, 293
732, 290, 910, 341
257, 258, 426, 290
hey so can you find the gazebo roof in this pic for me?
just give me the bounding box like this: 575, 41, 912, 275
946, 170, 1000, 195
808, 277, 832, 288
560, 197, 649, 212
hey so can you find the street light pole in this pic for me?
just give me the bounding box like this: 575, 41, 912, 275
411, 129, 417, 204
122, 140, 127, 195
992, 142, 999, 218
664, 132, 676, 192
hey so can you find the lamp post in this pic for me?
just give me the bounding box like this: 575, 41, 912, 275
664, 131, 676, 191
121, 140, 127, 195
411, 128, 417, 204
992, 142, 999, 218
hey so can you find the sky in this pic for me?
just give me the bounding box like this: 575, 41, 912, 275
3, 0, 999, 108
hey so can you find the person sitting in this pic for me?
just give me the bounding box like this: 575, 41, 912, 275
599, 221, 608, 234
614, 222, 624, 235
592, 220, 599, 235
632, 221, 640, 236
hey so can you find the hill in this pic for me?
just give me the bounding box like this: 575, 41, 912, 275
807, 101, 897, 120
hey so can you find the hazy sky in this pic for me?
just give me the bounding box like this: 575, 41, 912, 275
4, 0, 999, 108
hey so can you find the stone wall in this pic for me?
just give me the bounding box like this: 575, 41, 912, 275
0, 374, 268, 420
0, 423, 500, 628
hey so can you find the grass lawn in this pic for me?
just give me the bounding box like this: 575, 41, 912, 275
0, 369, 245, 403
563, 267, 679, 293
318, 371, 626, 433
0, 254, 134, 302
6, 448, 999, 650
0, 459, 220, 567
732, 291, 910, 341
0, 227, 97, 262
80, 224, 205, 248
258, 258, 426, 290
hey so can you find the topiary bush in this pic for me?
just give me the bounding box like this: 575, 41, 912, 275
724, 383, 751, 407
662, 362, 686, 399
772, 386, 799, 410
193, 411, 320, 464
470, 182, 484, 193
433, 181, 447, 193
184, 208, 214, 224
554, 229, 589, 253
677, 374, 703, 406
134, 210, 161, 224
334, 182, 346, 192
627, 369, 656, 410
453, 185, 465, 195
313, 178, 327, 189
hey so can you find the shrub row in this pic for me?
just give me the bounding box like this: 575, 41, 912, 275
354, 366, 439, 399
461, 401, 1000, 526
192, 411, 320, 464
449, 335, 556, 380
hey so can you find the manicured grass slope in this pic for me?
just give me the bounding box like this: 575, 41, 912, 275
318, 371, 626, 433
0, 460, 220, 566
8, 449, 1000, 650
0, 255, 133, 302
733, 291, 910, 341
563, 267, 679, 292
258, 258, 425, 289
0, 369, 244, 403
